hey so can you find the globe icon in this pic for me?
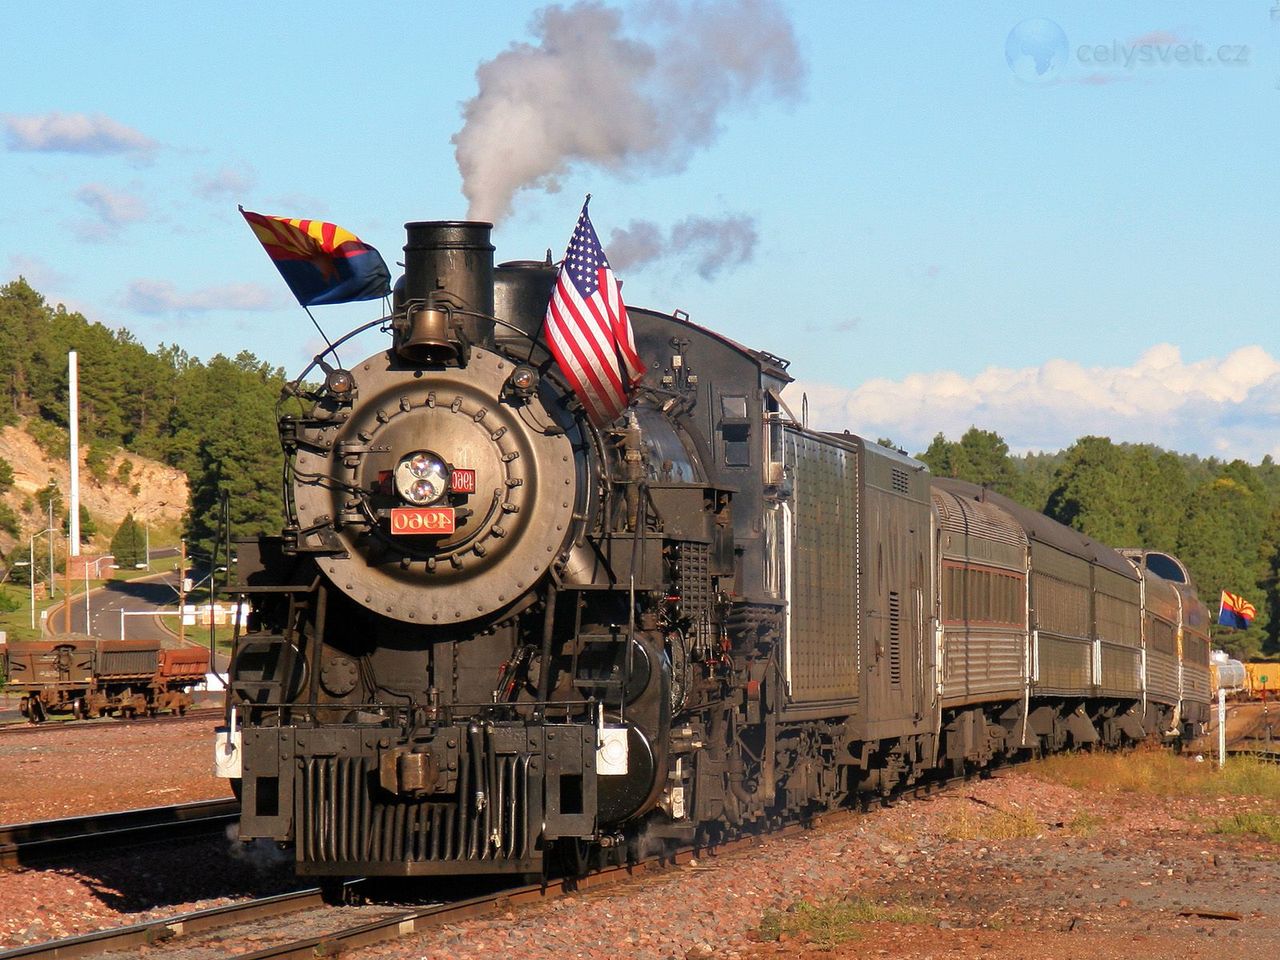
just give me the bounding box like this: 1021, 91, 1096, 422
1005, 18, 1069, 83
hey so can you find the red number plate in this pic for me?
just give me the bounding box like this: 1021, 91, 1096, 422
390, 507, 456, 535
449, 468, 476, 494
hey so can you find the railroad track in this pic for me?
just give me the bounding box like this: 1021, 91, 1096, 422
0, 798, 239, 871
0, 769, 974, 960
1226, 744, 1280, 763
0, 707, 222, 736
0, 840, 732, 960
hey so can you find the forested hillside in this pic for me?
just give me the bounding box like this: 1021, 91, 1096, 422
0, 278, 285, 561
918, 429, 1280, 660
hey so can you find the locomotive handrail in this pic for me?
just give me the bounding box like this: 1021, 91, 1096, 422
225, 697, 602, 728
286, 315, 390, 388
227, 698, 600, 711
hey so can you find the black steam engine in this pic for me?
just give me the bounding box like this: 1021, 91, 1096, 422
220, 219, 1210, 878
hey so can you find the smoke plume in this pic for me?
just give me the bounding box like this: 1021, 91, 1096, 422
454, 0, 804, 222
609, 214, 757, 278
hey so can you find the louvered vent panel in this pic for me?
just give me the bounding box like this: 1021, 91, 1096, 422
888, 590, 902, 685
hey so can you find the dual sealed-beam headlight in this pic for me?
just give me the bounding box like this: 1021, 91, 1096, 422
393, 451, 450, 506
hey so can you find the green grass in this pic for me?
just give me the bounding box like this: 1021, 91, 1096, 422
1031, 747, 1280, 799
1213, 811, 1280, 843
759, 897, 934, 948
0, 586, 63, 642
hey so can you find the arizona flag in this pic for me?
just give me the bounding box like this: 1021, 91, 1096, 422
240, 207, 390, 306
545, 198, 645, 427
1218, 590, 1257, 630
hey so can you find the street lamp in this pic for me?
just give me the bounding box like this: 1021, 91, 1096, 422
29, 527, 55, 632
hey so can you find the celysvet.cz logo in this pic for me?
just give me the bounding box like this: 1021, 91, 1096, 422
1005, 19, 1251, 84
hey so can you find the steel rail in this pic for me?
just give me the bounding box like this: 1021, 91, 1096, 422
0, 885, 338, 960
0, 798, 239, 871
0, 707, 222, 736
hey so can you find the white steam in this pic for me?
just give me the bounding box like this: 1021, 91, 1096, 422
609, 214, 758, 278
454, 0, 804, 222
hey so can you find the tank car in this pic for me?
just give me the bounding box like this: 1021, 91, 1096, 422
1210, 651, 1246, 696
216, 218, 1212, 881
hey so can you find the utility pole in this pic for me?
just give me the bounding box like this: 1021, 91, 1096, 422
178, 539, 187, 645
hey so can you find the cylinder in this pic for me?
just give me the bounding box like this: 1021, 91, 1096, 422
401, 222, 495, 345
494, 259, 558, 349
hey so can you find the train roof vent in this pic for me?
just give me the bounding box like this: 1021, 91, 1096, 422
891, 468, 910, 494
932, 487, 1027, 548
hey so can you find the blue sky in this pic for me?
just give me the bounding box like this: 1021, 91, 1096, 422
2, 2, 1277, 458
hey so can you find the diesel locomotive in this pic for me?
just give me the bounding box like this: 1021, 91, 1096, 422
216, 219, 1211, 878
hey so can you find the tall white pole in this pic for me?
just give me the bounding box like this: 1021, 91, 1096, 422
68, 350, 80, 557
1218, 687, 1227, 769
47, 499, 53, 599
28, 533, 34, 630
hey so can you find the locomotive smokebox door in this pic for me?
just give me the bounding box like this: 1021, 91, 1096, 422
292, 348, 579, 625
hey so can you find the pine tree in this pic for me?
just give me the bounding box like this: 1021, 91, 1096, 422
110, 512, 147, 567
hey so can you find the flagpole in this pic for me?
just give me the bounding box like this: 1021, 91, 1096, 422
527, 195, 590, 365
303, 306, 341, 367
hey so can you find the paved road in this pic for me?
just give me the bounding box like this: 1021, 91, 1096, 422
49, 573, 183, 642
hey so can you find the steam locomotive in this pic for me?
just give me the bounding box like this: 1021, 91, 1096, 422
217, 219, 1211, 878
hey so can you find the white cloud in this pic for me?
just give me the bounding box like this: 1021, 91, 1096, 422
123, 280, 283, 314
787, 344, 1280, 461
194, 165, 256, 200
6, 255, 67, 291
76, 183, 148, 226
2, 112, 156, 154
72, 183, 149, 242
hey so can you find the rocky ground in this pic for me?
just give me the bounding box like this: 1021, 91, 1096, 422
354, 758, 1280, 960
0, 712, 229, 823
0, 716, 284, 948
1, 718, 1277, 957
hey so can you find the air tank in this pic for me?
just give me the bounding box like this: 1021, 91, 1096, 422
493, 258, 557, 352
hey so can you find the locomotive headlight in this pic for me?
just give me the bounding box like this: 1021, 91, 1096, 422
324, 368, 355, 396
393, 450, 450, 506
505, 364, 539, 400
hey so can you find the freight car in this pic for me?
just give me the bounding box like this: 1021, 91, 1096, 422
216, 217, 1213, 880
1234, 661, 1280, 700
2, 638, 209, 722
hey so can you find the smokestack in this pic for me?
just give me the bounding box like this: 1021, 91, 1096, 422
394, 221, 495, 362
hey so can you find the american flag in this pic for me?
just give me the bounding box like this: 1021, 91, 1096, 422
545, 199, 645, 426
